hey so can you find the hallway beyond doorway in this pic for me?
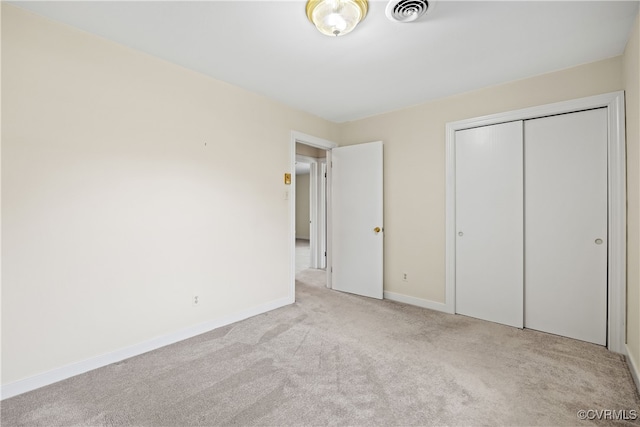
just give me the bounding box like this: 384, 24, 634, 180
296, 238, 326, 288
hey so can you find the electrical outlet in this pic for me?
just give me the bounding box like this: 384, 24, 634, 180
402, 273, 408, 282
193, 295, 199, 306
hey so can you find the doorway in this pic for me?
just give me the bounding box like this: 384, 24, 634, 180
290, 132, 337, 299
289, 132, 385, 302
295, 143, 328, 284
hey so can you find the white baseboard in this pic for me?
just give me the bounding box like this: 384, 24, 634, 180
383, 291, 452, 314
1, 296, 292, 400
626, 344, 640, 393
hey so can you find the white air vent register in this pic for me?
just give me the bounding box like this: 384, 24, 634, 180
385, 0, 433, 23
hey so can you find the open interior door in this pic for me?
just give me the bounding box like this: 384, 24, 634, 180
331, 141, 383, 299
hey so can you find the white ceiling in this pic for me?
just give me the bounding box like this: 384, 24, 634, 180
11, 1, 639, 123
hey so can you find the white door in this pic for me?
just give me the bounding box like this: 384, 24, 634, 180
524, 109, 608, 345
331, 141, 383, 299
455, 121, 524, 328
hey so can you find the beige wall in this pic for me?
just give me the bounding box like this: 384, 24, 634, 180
1, 5, 338, 385
296, 143, 325, 158
624, 12, 640, 374
340, 56, 623, 304
295, 173, 311, 239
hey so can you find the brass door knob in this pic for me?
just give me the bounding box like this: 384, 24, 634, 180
374, 227, 381, 233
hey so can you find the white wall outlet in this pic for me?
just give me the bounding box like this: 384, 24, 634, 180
193, 295, 199, 306
402, 273, 408, 282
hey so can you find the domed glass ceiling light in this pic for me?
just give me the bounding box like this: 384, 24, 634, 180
306, 0, 368, 37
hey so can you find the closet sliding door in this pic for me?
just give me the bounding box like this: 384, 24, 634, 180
524, 109, 608, 345
455, 121, 524, 328
454, 109, 608, 346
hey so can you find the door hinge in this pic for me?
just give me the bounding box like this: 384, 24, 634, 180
324, 251, 327, 257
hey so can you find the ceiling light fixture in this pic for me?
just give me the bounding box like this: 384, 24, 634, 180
306, 0, 368, 37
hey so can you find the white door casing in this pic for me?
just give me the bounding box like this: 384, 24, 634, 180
524, 109, 608, 345
331, 141, 384, 299
455, 121, 524, 328
295, 154, 322, 269
309, 161, 318, 267
319, 161, 327, 269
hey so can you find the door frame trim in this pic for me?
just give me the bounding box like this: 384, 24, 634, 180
295, 154, 328, 269
444, 91, 626, 353
295, 154, 319, 267
290, 131, 337, 302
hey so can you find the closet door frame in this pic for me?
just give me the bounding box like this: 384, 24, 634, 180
444, 91, 626, 354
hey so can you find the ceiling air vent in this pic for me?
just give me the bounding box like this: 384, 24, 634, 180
385, 0, 433, 23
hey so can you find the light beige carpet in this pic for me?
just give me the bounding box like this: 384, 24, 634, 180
2, 272, 639, 426
295, 238, 312, 275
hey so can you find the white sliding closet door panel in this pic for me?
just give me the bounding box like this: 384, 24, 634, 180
455, 121, 523, 328
524, 109, 608, 345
